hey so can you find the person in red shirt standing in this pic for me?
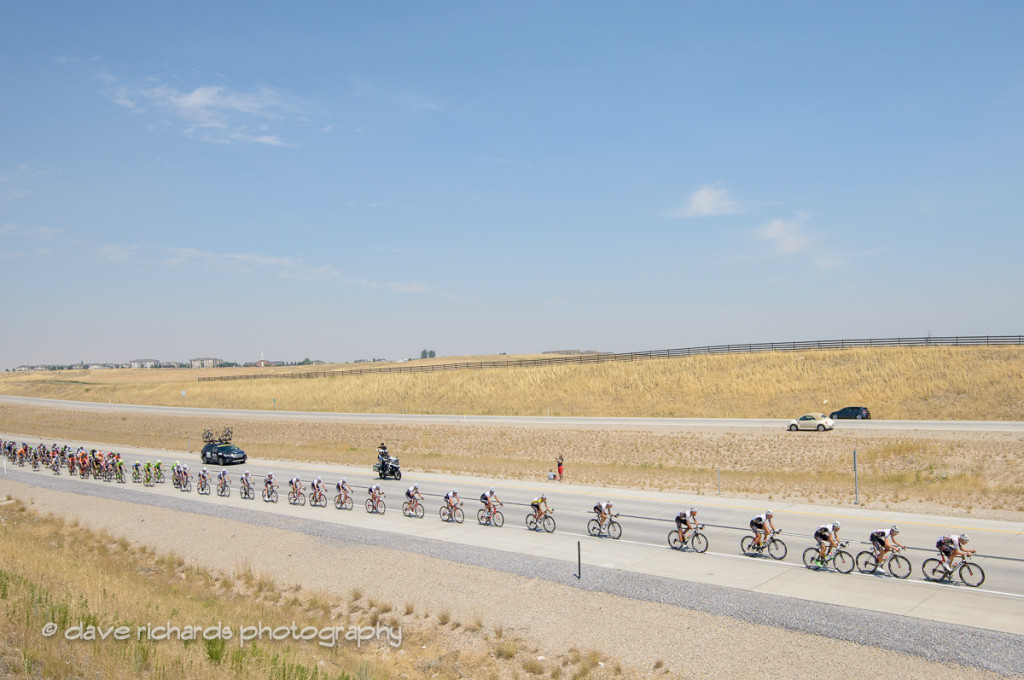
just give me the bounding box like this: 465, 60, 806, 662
556, 455, 564, 481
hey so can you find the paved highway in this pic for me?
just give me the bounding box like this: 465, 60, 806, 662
3, 395, 1024, 432
4, 432, 1022, 637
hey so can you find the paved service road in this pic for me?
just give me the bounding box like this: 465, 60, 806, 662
4, 432, 1022, 638
3, 395, 1024, 432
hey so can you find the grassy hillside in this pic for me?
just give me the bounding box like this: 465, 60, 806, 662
2, 346, 1023, 420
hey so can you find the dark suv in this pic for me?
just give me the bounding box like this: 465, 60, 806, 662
829, 406, 871, 420
201, 442, 247, 465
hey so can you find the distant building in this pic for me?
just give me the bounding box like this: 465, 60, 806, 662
189, 357, 222, 369
255, 351, 271, 368
129, 359, 159, 369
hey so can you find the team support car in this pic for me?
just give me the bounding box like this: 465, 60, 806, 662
829, 406, 871, 420
788, 413, 835, 431
201, 441, 247, 465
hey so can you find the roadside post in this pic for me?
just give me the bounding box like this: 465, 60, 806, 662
574, 541, 581, 580
853, 449, 859, 505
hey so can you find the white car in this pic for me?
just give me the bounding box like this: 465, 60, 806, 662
788, 413, 835, 431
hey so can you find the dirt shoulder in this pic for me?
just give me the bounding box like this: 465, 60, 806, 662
1, 478, 1014, 679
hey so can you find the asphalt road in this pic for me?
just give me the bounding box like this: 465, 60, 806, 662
4, 431, 1022, 641
3, 395, 1024, 432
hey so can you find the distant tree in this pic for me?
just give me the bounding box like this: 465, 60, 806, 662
428, 350, 436, 358
420, 350, 429, 359
299, 357, 312, 365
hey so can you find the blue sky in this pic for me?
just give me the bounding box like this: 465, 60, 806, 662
2, 2, 1022, 368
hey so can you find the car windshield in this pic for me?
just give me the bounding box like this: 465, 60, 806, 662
217, 444, 236, 452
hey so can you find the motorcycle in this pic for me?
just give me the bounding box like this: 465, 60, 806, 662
372, 455, 402, 480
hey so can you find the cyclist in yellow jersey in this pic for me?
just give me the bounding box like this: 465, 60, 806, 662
530, 493, 550, 521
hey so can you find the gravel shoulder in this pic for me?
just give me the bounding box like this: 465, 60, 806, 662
3, 473, 1021, 679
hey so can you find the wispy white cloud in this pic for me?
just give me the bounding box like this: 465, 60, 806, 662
104, 75, 303, 145
0, 224, 62, 239
669, 184, 740, 218
347, 276, 427, 294
348, 76, 443, 112
753, 213, 842, 269
756, 213, 812, 254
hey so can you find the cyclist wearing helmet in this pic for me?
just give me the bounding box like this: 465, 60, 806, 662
406, 483, 423, 510
675, 507, 699, 545
936, 533, 975, 572
310, 476, 325, 500
480, 486, 502, 515
217, 469, 230, 492
870, 525, 905, 564
240, 470, 253, 491
750, 510, 777, 549
444, 488, 461, 512
531, 493, 550, 521
337, 477, 352, 498
814, 521, 841, 564
198, 467, 210, 487
593, 500, 615, 527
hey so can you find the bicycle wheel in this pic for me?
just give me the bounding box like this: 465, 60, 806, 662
922, 558, 945, 582
183, 480, 192, 492
767, 538, 787, 560
526, 514, 538, 530
453, 507, 464, 524
608, 521, 622, 540
376, 499, 385, 514
365, 498, 375, 513
587, 519, 601, 537
959, 562, 985, 587
888, 554, 911, 579
242, 486, 253, 500
156, 472, 164, 484
668, 531, 683, 549
740, 536, 755, 555
834, 550, 855, 574
542, 515, 556, 533
802, 547, 820, 569
439, 506, 450, 521
855, 551, 878, 574
491, 510, 504, 527
477, 508, 487, 524
405, 502, 414, 518
690, 533, 709, 554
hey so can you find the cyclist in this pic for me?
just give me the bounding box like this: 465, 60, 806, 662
530, 493, 551, 522
217, 469, 230, 492
368, 483, 384, 507
870, 525, 905, 565
406, 483, 423, 511
310, 476, 325, 502
750, 510, 777, 549
675, 507, 699, 545
240, 470, 254, 492
336, 477, 352, 500
154, 460, 163, 479
594, 500, 615, 527
264, 472, 278, 493
289, 476, 304, 498
132, 461, 142, 479
198, 467, 210, 488
814, 521, 841, 565
937, 533, 975, 572
481, 486, 502, 518
143, 460, 153, 481
444, 489, 461, 514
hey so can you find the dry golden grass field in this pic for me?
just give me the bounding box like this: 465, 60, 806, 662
2, 346, 1023, 519
0, 500, 623, 680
